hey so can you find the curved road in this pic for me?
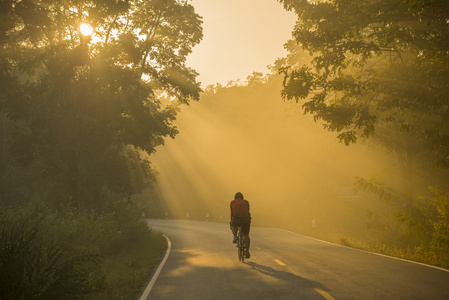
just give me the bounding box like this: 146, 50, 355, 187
143, 219, 449, 300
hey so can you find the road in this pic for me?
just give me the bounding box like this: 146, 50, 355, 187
142, 219, 449, 300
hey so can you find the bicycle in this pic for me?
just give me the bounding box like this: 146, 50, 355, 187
236, 226, 246, 263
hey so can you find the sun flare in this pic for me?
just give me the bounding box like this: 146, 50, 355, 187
80, 23, 93, 36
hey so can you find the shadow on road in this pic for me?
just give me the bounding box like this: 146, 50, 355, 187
149, 248, 330, 300
246, 261, 330, 299
247, 261, 323, 287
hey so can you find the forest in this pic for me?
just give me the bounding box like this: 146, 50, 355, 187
1, 0, 449, 299
1, 0, 201, 298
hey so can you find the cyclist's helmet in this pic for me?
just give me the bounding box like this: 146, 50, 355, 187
235, 192, 244, 199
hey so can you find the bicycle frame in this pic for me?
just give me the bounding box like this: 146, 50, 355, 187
237, 226, 246, 263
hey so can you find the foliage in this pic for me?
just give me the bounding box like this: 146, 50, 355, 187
427, 188, 449, 267
354, 176, 398, 203
396, 187, 449, 267
277, 0, 449, 167
0, 1, 194, 297
0, 201, 167, 299
335, 186, 449, 268
0, 208, 103, 299
0, 0, 203, 208
44, 203, 167, 299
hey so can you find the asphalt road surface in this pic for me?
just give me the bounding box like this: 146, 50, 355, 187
143, 219, 449, 300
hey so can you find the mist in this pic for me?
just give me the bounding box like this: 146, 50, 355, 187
151, 75, 394, 241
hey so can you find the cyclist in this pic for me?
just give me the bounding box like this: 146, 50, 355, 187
230, 192, 251, 258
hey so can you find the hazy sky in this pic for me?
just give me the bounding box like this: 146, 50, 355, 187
186, 0, 297, 87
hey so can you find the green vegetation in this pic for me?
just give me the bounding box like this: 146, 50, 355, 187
292, 186, 449, 269
274, 0, 449, 268
277, 0, 449, 200
1, 0, 201, 298
0, 203, 167, 299
2, 0, 449, 295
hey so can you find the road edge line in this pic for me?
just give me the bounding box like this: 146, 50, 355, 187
279, 229, 449, 273
139, 234, 172, 300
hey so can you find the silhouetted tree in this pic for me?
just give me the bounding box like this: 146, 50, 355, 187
278, 0, 449, 203
0, 0, 203, 208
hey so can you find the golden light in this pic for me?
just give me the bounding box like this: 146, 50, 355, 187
80, 23, 93, 36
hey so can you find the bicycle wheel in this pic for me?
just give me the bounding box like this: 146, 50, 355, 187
238, 229, 245, 263
237, 229, 242, 261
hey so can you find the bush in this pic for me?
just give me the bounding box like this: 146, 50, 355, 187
363, 187, 449, 268
0, 201, 167, 300
0, 208, 103, 299
422, 187, 449, 267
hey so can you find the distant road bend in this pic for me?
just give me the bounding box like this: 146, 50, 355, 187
141, 219, 449, 300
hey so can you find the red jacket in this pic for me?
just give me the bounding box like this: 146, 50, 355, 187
230, 198, 251, 223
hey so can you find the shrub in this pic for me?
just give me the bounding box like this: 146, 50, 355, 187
0, 208, 103, 299
425, 187, 449, 267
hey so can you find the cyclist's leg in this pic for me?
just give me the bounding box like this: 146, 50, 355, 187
230, 221, 238, 243
230, 220, 237, 235
243, 224, 251, 257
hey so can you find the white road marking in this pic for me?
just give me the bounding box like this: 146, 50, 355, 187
139, 235, 171, 300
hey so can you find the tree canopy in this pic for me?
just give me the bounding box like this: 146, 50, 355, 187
278, 0, 449, 168
0, 0, 203, 208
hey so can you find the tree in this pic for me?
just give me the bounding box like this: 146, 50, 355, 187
278, 0, 449, 203
0, 0, 203, 208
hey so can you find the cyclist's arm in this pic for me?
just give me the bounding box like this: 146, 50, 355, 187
230, 202, 233, 220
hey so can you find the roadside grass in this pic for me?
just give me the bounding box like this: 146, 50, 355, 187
331, 234, 449, 270
91, 229, 166, 300
275, 187, 449, 271
277, 211, 449, 270
0, 204, 167, 300
52, 209, 168, 300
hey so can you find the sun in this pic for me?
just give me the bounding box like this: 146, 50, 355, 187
80, 23, 93, 36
